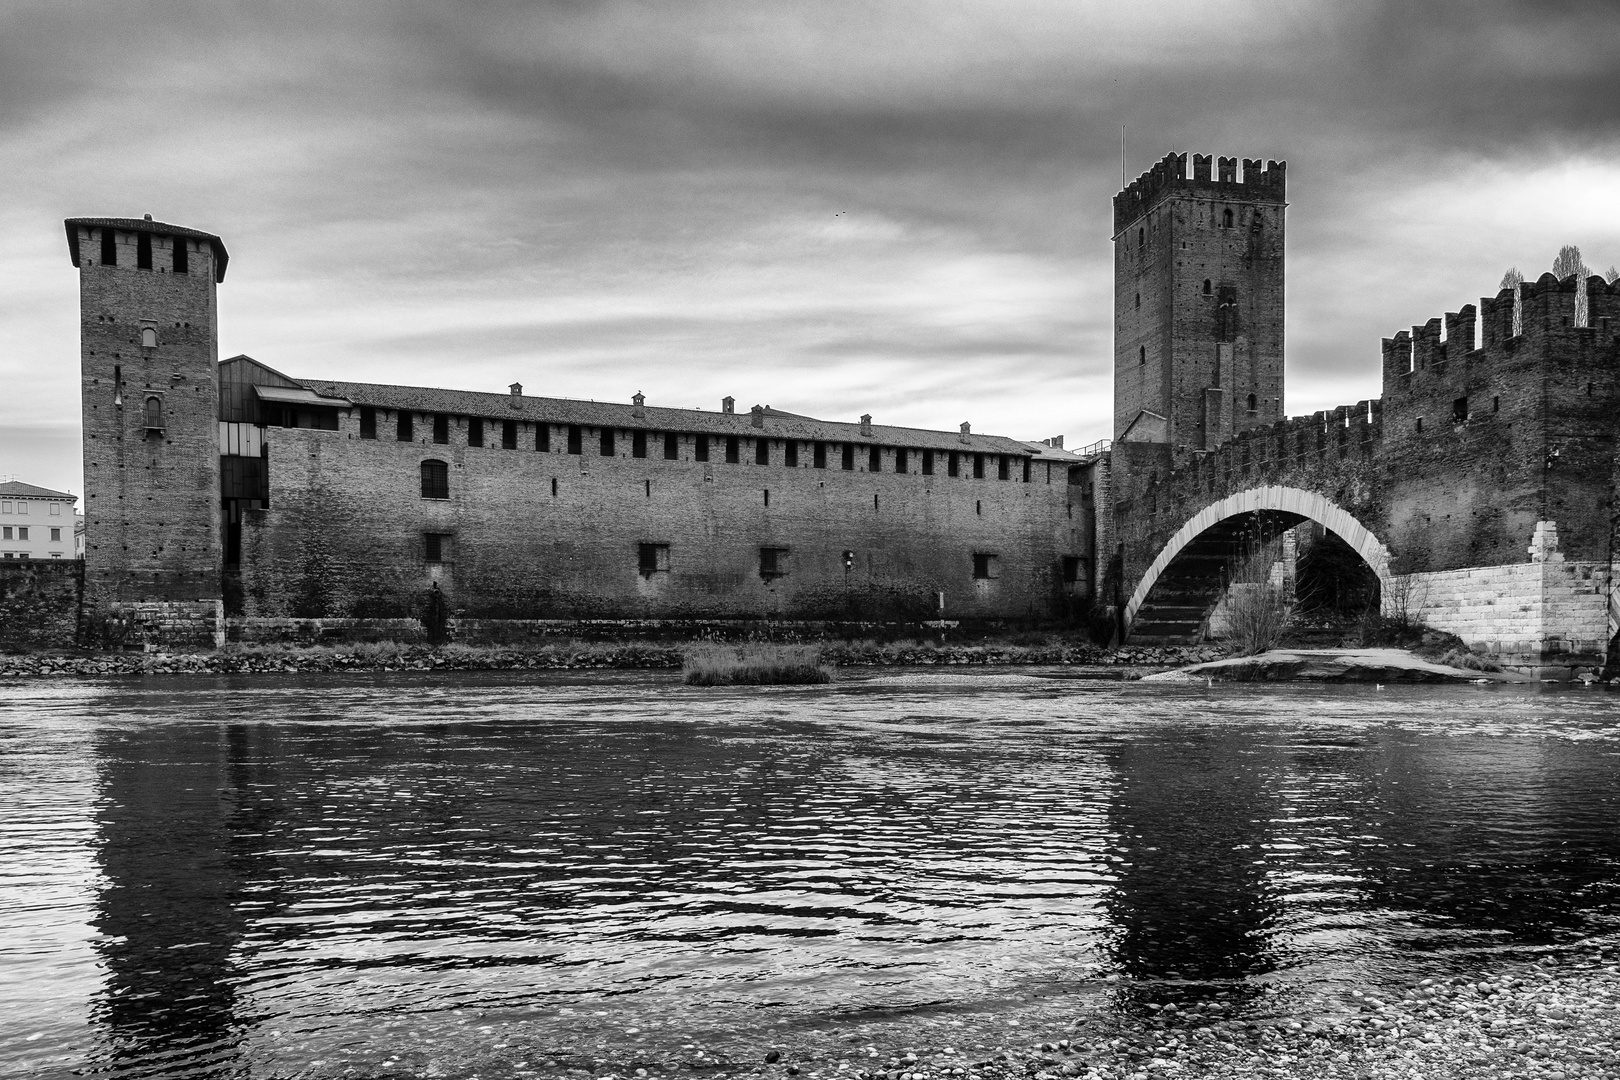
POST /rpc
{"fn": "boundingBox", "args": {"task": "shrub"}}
[682,643,834,686]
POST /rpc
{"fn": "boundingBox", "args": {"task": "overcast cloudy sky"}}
[2,1,1618,497]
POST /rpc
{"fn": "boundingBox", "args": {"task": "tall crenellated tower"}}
[1113,153,1286,449]
[65,216,228,608]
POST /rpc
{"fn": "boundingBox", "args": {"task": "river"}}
[1,670,1617,1078]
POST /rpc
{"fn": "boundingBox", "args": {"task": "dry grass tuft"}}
[682,643,834,686]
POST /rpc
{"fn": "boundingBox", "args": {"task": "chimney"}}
[750,404,764,428]
[509,382,523,396]
[1044,435,1064,449]
[859,413,872,437]
[722,396,735,414]
[632,391,645,418]
[959,421,971,443]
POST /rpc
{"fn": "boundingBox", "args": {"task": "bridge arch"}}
[1125,485,1392,634]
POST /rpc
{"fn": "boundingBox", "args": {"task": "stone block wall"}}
[119,601,226,650]
[0,560,83,652]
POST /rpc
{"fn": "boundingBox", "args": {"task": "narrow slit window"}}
[600,427,615,456]
[1222,208,1234,228]
[502,420,518,449]
[433,414,449,444]
[172,238,188,274]
[467,417,484,447]
[664,432,679,459]
[632,430,647,458]
[420,459,449,500]
[397,411,414,442]
[1246,393,1258,413]
[1203,279,1212,295]
[137,233,152,270]
[1140,346,1146,365]
[1021,458,1031,483]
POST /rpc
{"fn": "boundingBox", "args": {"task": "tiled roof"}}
[0,481,76,501]
[64,216,229,282]
[303,378,1082,460]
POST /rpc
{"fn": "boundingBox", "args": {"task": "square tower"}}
[65,216,228,604]
[1113,153,1286,448]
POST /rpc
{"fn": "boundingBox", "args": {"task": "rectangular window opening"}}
[172,238,188,274]
[755,438,769,466]
[972,552,1000,580]
[632,430,648,459]
[998,455,1010,481]
[502,419,518,449]
[136,232,152,270]
[639,542,670,577]
[664,432,679,460]
[695,435,709,462]
[759,547,789,579]
[894,448,908,474]
[948,451,960,478]
[813,442,827,469]
[1062,556,1082,583]
[358,407,377,440]
[432,413,449,444]
[1452,397,1468,424]
[567,425,583,455]
[973,453,985,479]
[841,444,854,471]
[868,446,881,472]
[396,412,414,442]
[536,423,550,452]
[785,441,798,468]
[50,528,62,542]
[600,427,616,456]
[467,417,484,447]
[424,532,450,563]
[725,436,740,464]
[921,449,934,475]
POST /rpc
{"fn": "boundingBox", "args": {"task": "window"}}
[921,449,934,475]
[16,528,26,541]
[50,503,61,516]
[502,420,518,450]
[466,417,484,447]
[1062,556,1082,583]
[137,232,152,269]
[973,453,985,479]
[50,528,61,542]
[695,435,709,462]
[632,430,647,458]
[755,439,769,465]
[1134,292,1140,309]
[397,412,414,442]
[809,442,824,469]
[1492,396,1500,414]
[420,459,449,499]
[1138,227,1144,247]
[948,451,960,478]
[1452,397,1469,424]
[1022,458,1032,483]
[725,436,739,463]
[868,446,881,472]
[972,553,999,580]
[1222,208,1234,228]
[1,528,9,540]
[424,532,450,563]
[359,407,377,439]
[141,327,157,348]
[567,425,583,454]
[600,427,615,456]
[100,228,116,266]
[1139,345,1146,366]
[143,396,163,431]
[433,414,449,444]
[841,444,854,471]
[1203,279,1212,295]
[759,547,789,579]
[894,448,908,473]
[998,455,1010,481]
[664,432,679,460]
[173,238,188,274]
[638,542,670,577]
[784,441,798,467]
[536,424,551,452]
[1246,393,1257,413]
[1415,417,1424,434]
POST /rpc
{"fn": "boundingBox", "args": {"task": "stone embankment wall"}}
[0,560,83,652]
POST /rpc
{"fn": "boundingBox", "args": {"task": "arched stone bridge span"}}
[1123,486,1393,641]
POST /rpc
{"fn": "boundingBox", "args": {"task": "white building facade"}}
[0,481,80,560]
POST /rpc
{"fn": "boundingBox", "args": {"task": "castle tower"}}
[1113,153,1286,448]
[65,216,228,608]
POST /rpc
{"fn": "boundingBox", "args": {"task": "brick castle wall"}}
[238,413,1091,622]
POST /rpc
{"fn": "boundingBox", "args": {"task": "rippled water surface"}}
[2,671,1618,1077]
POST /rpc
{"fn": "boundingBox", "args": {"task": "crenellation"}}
[1443,306,1476,355]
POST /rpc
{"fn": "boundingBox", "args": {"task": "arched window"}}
[143,396,163,430]
[1203,279,1212,295]
[1246,393,1258,413]
[1139,346,1146,365]
[141,327,157,348]
[1222,208,1234,228]
[420,459,449,500]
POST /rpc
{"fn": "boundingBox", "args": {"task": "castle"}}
[59,154,1620,673]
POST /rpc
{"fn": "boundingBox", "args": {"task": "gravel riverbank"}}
[0,640,1222,678]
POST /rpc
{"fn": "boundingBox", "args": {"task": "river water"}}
[1,670,1617,1078]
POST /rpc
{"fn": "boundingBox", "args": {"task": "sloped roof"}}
[0,481,76,501]
[301,377,1077,458]
[64,216,229,282]
[253,384,353,408]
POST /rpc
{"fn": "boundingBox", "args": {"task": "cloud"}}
[3,1,1619,497]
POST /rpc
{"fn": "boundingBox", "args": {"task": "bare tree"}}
[1607,266,1619,285]
[1551,245,1591,326]
[1501,267,1524,336]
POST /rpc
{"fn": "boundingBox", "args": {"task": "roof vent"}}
[722,396,735,414]
[859,413,873,437]
[633,391,646,418]
[959,421,971,443]
[143,214,152,221]
[509,382,522,396]
[750,404,764,428]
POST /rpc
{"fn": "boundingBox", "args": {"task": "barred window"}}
[420,459,449,500]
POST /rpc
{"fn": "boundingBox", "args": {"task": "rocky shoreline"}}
[0,640,1225,679]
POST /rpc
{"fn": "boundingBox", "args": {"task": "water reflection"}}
[0,675,1612,1078]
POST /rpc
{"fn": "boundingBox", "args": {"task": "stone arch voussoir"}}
[1124,485,1392,629]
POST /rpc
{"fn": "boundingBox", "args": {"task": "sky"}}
[3,0,1619,499]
